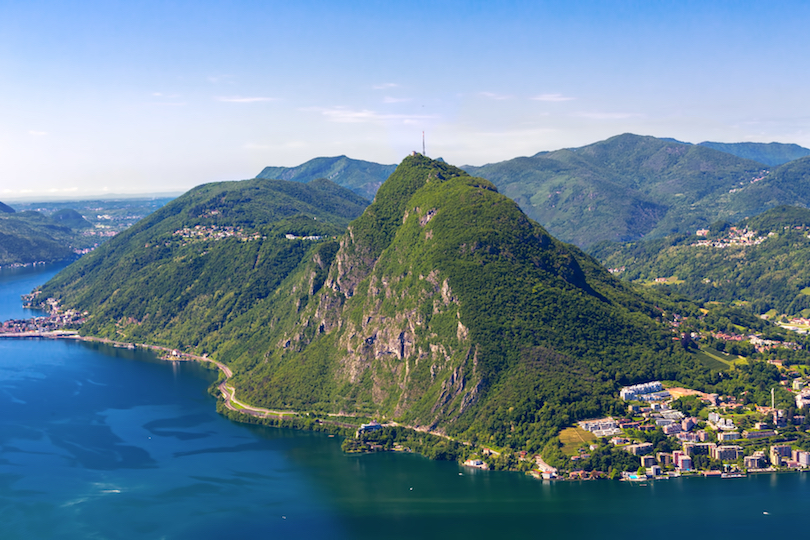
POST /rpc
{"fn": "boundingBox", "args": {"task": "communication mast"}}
[422,131,426,156]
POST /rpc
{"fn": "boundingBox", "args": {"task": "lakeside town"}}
[523,379,810,482]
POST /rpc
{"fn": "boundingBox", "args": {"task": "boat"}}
[721,472,746,478]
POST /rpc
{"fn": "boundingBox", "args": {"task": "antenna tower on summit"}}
[422,131,426,156]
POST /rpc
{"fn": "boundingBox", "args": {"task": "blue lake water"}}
[1,264,810,538]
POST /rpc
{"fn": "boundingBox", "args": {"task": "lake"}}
[1,263,808,538]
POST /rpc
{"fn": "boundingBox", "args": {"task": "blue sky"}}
[1,0,809,199]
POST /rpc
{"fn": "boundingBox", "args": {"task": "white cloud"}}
[383,96,412,104]
[303,106,435,124]
[479,92,512,101]
[28,130,48,136]
[531,93,575,102]
[373,83,399,90]
[216,96,278,103]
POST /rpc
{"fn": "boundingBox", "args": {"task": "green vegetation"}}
[558,427,596,456]
[464,133,771,246]
[591,205,810,318]
[36,177,369,354]
[254,135,810,250]
[190,155,713,454]
[41,154,810,467]
[256,155,396,200]
[697,141,810,166]
[0,203,96,266]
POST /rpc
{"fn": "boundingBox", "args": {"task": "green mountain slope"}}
[698,141,810,166]
[256,156,396,200]
[464,133,769,247]
[38,178,369,348]
[39,156,709,453]
[0,204,95,266]
[50,209,93,229]
[216,156,703,449]
[253,136,810,250]
[591,205,810,317]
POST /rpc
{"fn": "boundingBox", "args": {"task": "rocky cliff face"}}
[266,159,484,427]
[230,154,685,445]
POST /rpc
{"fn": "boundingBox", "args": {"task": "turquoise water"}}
[2,265,810,538]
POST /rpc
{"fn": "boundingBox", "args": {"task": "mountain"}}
[50,209,93,229]
[464,133,769,247]
[698,141,810,167]
[591,205,810,318]
[256,156,396,200]
[42,156,705,453]
[253,136,810,249]
[0,207,97,266]
[0,201,15,214]
[38,177,369,348]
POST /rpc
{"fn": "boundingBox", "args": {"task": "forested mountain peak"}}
[256,155,396,200]
[40,155,707,453]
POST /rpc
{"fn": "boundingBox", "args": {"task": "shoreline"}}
[7,330,810,481]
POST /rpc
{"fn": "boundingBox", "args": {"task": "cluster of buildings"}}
[173,225,264,243]
[608,380,810,478]
[708,331,801,352]
[81,229,117,237]
[619,381,670,402]
[691,226,770,248]
[0,310,85,335]
[579,418,622,438]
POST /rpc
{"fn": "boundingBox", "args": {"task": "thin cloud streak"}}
[373,83,399,90]
[479,92,512,101]
[383,96,412,103]
[531,93,575,102]
[303,106,436,124]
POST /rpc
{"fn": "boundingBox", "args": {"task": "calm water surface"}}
[1,264,808,538]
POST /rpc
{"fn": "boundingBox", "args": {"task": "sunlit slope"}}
[38,178,369,348]
[592,205,810,318]
[257,155,396,200]
[464,134,771,247]
[227,155,698,449]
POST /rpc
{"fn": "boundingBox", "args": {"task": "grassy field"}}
[559,427,596,456]
[695,346,744,370]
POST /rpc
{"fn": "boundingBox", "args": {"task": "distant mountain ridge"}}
[255,134,810,248]
[256,156,396,200]
[0,203,95,266]
[464,134,770,246]
[697,141,810,166]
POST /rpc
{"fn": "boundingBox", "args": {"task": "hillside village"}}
[691,226,771,248]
